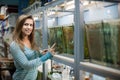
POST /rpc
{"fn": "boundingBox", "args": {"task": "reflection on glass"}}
[84,28,90,59]
[63,25,74,55]
[85,19,120,69]
[55,27,66,53]
[103,20,120,68]
[34,29,42,48]
[85,21,105,63]
[48,27,65,54]
[48,25,74,55]
[48,27,56,47]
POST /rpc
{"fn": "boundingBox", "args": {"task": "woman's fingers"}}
[42,49,48,54]
[49,48,55,55]
[40,47,56,55]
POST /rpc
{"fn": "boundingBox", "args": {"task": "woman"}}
[10,14,55,80]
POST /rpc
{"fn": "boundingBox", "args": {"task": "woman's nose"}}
[27,24,33,28]
[28,25,31,28]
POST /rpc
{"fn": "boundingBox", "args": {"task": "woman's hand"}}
[40,49,48,54]
[49,48,55,55]
[40,43,56,55]
[40,48,55,55]
[49,43,56,55]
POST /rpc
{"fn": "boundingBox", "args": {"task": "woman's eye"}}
[24,23,33,27]
[30,24,33,26]
[24,23,29,26]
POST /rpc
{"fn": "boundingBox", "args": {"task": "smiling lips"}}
[25,29,32,34]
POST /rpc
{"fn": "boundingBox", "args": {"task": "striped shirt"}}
[10,41,53,80]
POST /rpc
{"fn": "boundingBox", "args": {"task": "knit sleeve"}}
[10,41,53,70]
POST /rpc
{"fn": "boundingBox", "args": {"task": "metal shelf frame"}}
[53,55,74,67]
[80,62,120,80]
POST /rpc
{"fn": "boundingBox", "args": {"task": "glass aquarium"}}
[85,20,120,68]
[34,29,42,48]
[103,19,120,68]
[48,26,66,54]
[63,25,74,55]
[85,21,105,64]
[83,1,120,69]
[48,25,74,56]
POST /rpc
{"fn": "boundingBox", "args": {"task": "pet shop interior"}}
[0,0,120,80]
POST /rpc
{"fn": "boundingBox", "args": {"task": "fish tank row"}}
[34,19,120,69]
[34,25,74,56]
[85,19,120,69]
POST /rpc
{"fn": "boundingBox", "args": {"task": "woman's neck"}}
[23,36,29,41]
[22,37,31,48]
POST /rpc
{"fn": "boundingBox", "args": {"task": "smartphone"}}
[50,43,56,49]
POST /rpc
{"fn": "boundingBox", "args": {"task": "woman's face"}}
[22,19,34,37]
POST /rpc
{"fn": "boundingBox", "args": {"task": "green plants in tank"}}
[63,25,74,55]
[55,27,67,54]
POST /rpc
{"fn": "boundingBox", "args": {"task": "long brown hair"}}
[13,14,39,51]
